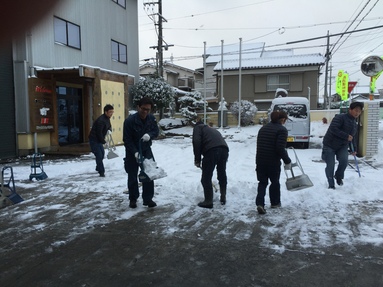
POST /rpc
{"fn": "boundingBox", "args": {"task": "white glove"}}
[284,163,292,170]
[107,130,112,135]
[134,152,139,162]
[141,133,150,142]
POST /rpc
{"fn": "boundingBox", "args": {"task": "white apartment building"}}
[0,0,139,158]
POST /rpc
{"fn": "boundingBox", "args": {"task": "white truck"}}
[270,97,311,149]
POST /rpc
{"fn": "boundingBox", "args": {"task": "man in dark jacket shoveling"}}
[123,97,159,208]
[88,104,114,177]
[193,119,229,208]
[321,101,363,189]
[255,111,291,215]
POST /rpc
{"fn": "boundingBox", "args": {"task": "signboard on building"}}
[28,78,55,132]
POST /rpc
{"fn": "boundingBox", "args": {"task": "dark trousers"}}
[201,147,229,196]
[321,144,349,187]
[124,149,154,203]
[89,140,105,174]
[256,164,281,207]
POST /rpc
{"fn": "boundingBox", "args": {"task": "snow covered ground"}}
[2,120,383,253]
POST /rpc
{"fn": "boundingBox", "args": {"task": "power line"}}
[145,24,382,68]
[330,0,371,55]
[331,0,380,55]
[286,24,383,45]
[143,0,174,77]
[165,0,274,21]
[155,16,383,32]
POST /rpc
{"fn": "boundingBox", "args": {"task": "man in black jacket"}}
[88,104,114,177]
[193,119,229,208]
[123,97,159,208]
[256,111,291,214]
[322,101,363,189]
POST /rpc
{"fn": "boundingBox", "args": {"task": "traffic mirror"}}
[360,55,383,77]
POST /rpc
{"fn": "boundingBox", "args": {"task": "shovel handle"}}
[350,145,361,177]
[138,139,145,167]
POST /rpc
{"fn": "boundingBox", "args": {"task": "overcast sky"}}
[138,0,383,95]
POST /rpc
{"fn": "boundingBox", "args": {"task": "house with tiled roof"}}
[196,42,325,111]
[140,62,196,92]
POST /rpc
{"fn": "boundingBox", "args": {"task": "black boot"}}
[198,189,213,208]
[220,185,226,205]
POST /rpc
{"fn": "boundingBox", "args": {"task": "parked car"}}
[270,97,311,149]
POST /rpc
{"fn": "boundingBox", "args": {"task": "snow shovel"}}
[137,139,167,182]
[284,147,313,191]
[350,144,361,177]
[138,139,152,183]
[29,153,48,181]
[106,133,119,159]
[1,166,23,207]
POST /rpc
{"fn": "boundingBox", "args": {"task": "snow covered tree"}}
[178,91,211,124]
[131,76,175,118]
[230,100,258,126]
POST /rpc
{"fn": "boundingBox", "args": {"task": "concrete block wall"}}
[364,101,380,158]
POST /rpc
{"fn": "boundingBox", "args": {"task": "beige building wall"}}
[219,68,320,111]
[18,133,51,150]
[100,80,125,145]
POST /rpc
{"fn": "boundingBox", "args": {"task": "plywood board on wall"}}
[100,80,125,145]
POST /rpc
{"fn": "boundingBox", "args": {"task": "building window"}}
[111,40,127,64]
[267,74,290,91]
[112,0,126,8]
[54,17,81,49]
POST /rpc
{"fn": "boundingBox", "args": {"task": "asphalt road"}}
[1,197,383,287]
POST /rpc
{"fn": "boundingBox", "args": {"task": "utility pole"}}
[203,41,207,124]
[145,0,173,78]
[157,0,163,77]
[324,31,330,109]
[329,63,333,104]
[238,38,242,130]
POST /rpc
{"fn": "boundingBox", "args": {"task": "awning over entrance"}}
[34,64,134,85]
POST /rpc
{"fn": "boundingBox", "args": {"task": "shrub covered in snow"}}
[178,91,212,124]
[230,100,258,126]
[131,77,175,115]
[158,118,187,130]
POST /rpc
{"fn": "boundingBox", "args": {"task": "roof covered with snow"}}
[139,62,196,75]
[271,96,310,105]
[34,64,133,77]
[214,53,325,71]
[205,42,265,64]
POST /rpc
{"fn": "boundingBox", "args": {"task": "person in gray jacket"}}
[193,119,229,208]
[322,101,363,189]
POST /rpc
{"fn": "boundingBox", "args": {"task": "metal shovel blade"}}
[138,170,151,182]
[7,192,24,204]
[107,150,119,159]
[285,174,313,191]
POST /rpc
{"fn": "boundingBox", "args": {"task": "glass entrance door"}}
[57,87,83,145]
